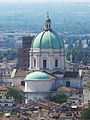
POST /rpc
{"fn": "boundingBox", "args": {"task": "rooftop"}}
[64,71,79,78]
[14,70,56,80]
[25,71,50,81]
[0,86,7,91]
[57,86,78,92]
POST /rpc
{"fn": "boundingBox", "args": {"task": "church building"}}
[24,14,83,103]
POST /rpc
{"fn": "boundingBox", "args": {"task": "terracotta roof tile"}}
[57,86,78,92]
[0,86,7,91]
[47,74,56,80]
[15,71,32,77]
[14,85,25,91]
[60,112,74,118]
[42,70,56,80]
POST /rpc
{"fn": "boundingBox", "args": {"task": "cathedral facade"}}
[24,14,83,103]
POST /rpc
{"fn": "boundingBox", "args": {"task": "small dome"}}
[32,30,64,49]
[45,18,51,22]
[25,71,50,81]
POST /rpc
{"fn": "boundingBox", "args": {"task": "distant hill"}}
[0,2,90,34]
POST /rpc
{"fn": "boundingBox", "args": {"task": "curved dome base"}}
[32,30,64,49]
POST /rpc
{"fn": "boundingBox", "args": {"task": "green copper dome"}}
[25,71,50,81]
[31,30,64,49]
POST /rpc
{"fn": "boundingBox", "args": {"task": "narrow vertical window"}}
[49,24,50,28]
[47,24,48,29]
[43,60,47,68]
[34,59,36,68]
[55,60,58,68]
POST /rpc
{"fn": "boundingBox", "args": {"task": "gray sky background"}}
[0,0,90,2]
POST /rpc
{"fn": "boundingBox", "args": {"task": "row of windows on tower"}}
[33,59,58,68]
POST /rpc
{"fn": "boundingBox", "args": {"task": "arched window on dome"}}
[34,59,36,68]
[43,60,47,68]
[55,59,58,68]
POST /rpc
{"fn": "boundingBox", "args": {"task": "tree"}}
[6,88,22,103]
[0,49,18,62]
[80,104,90,120]
[51,93,68,104]
[67,49,90,65]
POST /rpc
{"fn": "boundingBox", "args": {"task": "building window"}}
[21,81,25,86]
[8,71,10,74]
[43,60,47,68]
[5,104,8,106]
[4,71,5,74]
[34,59,36,68]
[66,81,70,87]
[55,60,58,68]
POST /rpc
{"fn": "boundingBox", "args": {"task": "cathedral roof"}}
[31,14,64,50]
[25,71,50,81]
[31,30,64,49]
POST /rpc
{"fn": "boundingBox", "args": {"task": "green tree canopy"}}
[6,88,22,103]
[80,104,90,120]
[0,49,18,62]
[67,49,90,65]
[51,93,68,104]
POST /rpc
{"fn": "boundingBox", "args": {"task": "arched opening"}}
[21,81,25,86]
[47,24,48,29]
[43,60,47,68]
[55,59,58,68]
[66,81,70,87]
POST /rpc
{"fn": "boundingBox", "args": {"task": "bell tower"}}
[44,12,52,31]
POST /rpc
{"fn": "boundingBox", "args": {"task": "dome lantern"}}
[44,12,52,31]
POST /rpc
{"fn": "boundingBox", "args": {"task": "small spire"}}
[47,12,49,19]
[44,12,52,31]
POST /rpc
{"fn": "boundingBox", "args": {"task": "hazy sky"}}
[0,0,90,2]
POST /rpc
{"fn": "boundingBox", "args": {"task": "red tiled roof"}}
[0,86,7,91]
[33,111,39,113]
[42,70,56,80]
[14,85,25,91]
[60,113,74,118]
[57,87,78,92]
[15,71,32,77]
